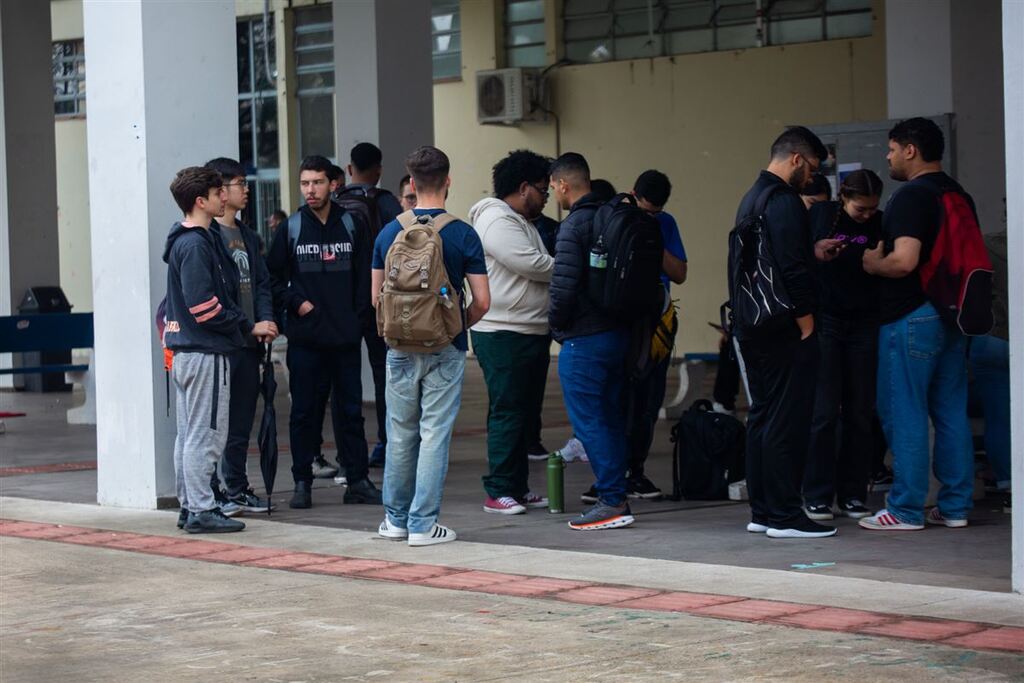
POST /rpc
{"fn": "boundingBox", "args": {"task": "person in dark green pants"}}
[468,150,556,515]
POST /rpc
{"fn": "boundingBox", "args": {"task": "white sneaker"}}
[558,437,589,463]
[746,522,768,533]
[858,508,924,531]
[408,523,456,547]
[378,518,408,540]
[926,507,968,528]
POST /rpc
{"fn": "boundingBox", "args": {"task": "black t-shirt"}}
[809,201,882,322]
[878,172,950,323]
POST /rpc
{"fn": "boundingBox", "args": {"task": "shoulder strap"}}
[752,183,782,218]
[397,211,456,233]
[288,212,302,253]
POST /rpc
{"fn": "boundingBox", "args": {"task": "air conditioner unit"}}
[476,68,542,125]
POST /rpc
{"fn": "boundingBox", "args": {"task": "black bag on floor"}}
[669,399,745,500]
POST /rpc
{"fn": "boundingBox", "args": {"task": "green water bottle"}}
[547,452,564,514]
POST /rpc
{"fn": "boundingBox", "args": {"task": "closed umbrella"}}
[257,342,279,514]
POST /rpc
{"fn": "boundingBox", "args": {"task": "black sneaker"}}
[344,478,383,505]
[213,487,243,517]
[176,508,188,529]
[804,503,834,521]
[580,485,599,504]
[568,501,635,530]
[289,480,312,509]
[312,455,339,479]
[766,518,837,538]
[184,509,245,534]
[230,488,273,513]
[870,466,894,492]
[838,499,871,519]
[627,475,663,500]
[527,442,550,461]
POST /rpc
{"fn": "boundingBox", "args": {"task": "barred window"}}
[53,40,85,117]
[506,0,547,68]
[294,4,335,161]
[432,0,462,80]
[564,0,872,64]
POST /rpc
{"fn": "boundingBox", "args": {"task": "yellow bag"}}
[650,302,678,365]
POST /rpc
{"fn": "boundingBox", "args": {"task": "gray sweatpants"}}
[172,351,231,513]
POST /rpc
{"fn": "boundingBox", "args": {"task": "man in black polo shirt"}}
[267,155,382,509]
[732,126,843,539]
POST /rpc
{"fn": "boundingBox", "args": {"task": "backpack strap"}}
[750,183,783,219]
[287,212,302,253]
[397,210,456,233]
[341,211,357,247]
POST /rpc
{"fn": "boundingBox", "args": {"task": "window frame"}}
[505,0,548,68]
[53,39,86,119]
[431,0,463,82]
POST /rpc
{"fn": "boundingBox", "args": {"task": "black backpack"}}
[723,184,794,333]
[669,399,746,500]
[586,193,664,323]
[332,185,394,243]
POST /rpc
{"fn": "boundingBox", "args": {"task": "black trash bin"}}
[18,286,73,393]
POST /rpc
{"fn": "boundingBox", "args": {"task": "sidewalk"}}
[2,497,1022,682]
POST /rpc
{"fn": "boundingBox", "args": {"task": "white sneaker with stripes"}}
[378,518,408,540]
[408,523,457,547]
[926,507,968,528]
[858,508,924,531]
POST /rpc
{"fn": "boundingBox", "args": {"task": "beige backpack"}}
[376,210,463,352]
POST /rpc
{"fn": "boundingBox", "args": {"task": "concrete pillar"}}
[0,0,60,316]
[885,0,953,119]
[1002,0,1024,595]
[332,0,434,194]
[84,0,238,509]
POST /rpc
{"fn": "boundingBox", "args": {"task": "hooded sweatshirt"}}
[266,202,371,349]
[469,197,554,336]
[162,222,252,354]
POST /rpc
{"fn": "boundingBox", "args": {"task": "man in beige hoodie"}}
[469,150,555,515]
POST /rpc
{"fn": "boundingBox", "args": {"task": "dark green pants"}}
[472,330,551,499]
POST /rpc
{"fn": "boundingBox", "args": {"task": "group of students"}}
[729,119,1011,539]
[161,138,689,539]
[163,118,1009,544]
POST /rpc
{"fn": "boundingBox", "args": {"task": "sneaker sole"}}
[804,511,834,521]
[522,501,548,509]
[627,491,663,500]
[746,522,768,533]
[234,504,271,513]
[220,508,244,518]
[926,518,968,528]
[580,495,599,504]
[408,534,457,547]
[568,514,635,530]
[858,520,924,531]
[766,527,837,538]
[185,525,245,534]
[333,476,348,485]
[378,528,408,540]
[527,454,550,461]
[839,510,871,519]
[483,505,526,515]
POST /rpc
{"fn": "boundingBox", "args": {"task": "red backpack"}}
[918,180,994,336]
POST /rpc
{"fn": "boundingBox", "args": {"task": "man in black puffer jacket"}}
[548,153,635,531]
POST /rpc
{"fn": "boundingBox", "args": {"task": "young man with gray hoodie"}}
[469,150,555,515]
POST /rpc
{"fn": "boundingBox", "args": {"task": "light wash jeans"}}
[877,301,973,525]
[383,345,466,533]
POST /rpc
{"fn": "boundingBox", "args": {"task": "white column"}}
[1003,0,1024,595]
[333,0,434,403]
[84,0,238,508]
[333,0,434,193]
[0,1,60,314]
[885,0,953,119]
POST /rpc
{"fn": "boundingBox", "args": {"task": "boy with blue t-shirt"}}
[371,146,490,547]
[626,170,687,499]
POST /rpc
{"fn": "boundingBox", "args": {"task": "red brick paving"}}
[772,607,893,631]
[943,627,1024,653]
[2,516,1021,654]
[554,585,663,606]
[692,599,822,622]
[618,591,744,612]
[859,618,989,641]
[0,461,98,477]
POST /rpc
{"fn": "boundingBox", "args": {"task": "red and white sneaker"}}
[926,507,968,528]
[483,496,526,515]
[519,491,548,509]
[858,508,924,531]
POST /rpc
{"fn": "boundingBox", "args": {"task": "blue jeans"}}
[558,329,629,506]
[383,345,465,534]
[969,334,1011,489]
[877,302,973,525]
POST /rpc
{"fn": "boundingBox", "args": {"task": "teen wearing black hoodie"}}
[163,167,274,534]
[267,155,380,509]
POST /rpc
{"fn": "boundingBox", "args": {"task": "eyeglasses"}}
[223,181,248,189]
[531,182,549,198]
